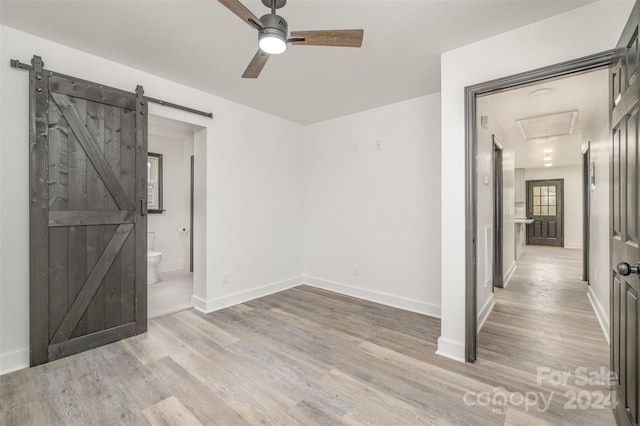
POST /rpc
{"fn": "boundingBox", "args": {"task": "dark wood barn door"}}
[29,56,148,366]
[611,2,640,424]
[526,179,563,247]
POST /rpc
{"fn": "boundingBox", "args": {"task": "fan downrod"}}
[261,0,286,10]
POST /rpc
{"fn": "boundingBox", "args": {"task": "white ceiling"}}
[1,0,596,124]
[479,67,609,169]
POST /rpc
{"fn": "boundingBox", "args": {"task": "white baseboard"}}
[587,285,610,344]
[191,276,303,313]
[477,295,495,332]
[303,276,441,318]
[564,243,582,250]
[0,348,29,376]
[157,261,189,274]
[435,337,466,363]
[503,261,517,288]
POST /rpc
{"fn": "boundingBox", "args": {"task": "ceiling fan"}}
[218,0,364,78]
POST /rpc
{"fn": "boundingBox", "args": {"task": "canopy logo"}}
[462,366,617,415]
[463,387,553,414]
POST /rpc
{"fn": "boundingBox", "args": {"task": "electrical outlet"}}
[353,264,360,276]
[222,272,229,284]
[376,140,382,150]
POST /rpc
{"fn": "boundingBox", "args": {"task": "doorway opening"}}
[147,115,204,318]
[465,51,614,363]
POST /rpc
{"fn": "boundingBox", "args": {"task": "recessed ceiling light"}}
[545,163,553,167]
[530,88,554,96]
[543,148,553,153]
[544,157,552,161]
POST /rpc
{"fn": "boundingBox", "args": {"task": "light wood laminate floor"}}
[0,246,613,425]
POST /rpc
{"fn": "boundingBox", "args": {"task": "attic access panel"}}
[516,110,579,140]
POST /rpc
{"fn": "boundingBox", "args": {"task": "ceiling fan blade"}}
[218,0,264,30]
[289,29,364,47]
[242,50,270,78]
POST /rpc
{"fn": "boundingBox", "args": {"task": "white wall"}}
[583,71,611,342]
[439,0,633,362]
[148,134,194,274]
[475,100,516,330]
[524,166,583,249]
[192,128,208,302]
[503,150,516,281]
[0,25,304,374]
[303,94,441,317]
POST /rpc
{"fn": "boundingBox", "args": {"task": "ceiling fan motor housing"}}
[259,14,288,40]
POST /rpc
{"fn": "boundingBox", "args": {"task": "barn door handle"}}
[140,198,147,216]
[617,262,640,276]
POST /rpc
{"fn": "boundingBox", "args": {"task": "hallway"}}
[477,245,614,424]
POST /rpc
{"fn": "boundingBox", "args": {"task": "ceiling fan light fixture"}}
[259,32,287,54]
[258,14,288,55]
[218,0,364,78]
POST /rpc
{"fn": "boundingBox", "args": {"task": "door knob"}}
[617,262,640,276]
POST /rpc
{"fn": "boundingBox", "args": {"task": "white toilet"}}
[147,230,163,285]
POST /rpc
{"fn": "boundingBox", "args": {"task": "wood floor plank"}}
[144,356,247,425]
[290,399,347,426]
[0,368,47,426]
[119,330,170,365]
[142,396,202,426]
[149,319,303,424]
[0,246,614,425]
[172,309,239,347]
[96,342,171,411]
[227,303,253,314]
[322,369,452,425]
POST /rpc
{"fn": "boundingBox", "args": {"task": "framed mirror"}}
[147,152,164,213]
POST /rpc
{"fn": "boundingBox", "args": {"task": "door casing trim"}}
[583,142,591,282]
[464,50,615,362]
[492,137,504,290]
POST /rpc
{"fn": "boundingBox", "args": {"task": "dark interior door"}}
[611,2,640,424]
[526,179,563,247]
[29,56,148,366]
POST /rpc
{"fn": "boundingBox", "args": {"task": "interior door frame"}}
[464,50,614,362]
[190,154,194,273]
[583,142,591,282]
[492,136,504,289]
